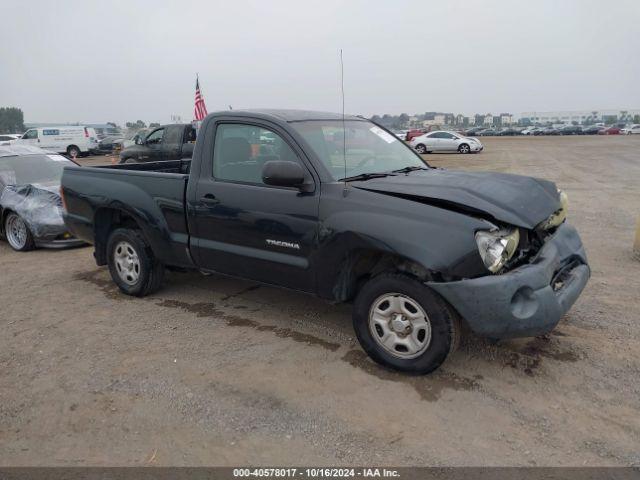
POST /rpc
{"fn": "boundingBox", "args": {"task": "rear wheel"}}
[106,228,164,296]
[66,145,81,158]
[458,143,470,154]
[352,273,461,374]
[414,144,427,154]
[4,212,35,252]
[120,157,138,164]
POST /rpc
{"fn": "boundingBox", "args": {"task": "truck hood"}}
[352,169,561,229]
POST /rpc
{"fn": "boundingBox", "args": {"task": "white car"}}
[521,127,538,135]
[0,134,23,145]
[621,124,640,135]
[393,130,408,140]
[0,133,22,145]
[15,126,98,157]
[410,130,483,154]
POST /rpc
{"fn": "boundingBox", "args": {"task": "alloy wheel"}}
[368,293,432,359]
[113,241,141,285]
[6,214,28,250]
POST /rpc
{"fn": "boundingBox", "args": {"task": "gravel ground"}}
[0,135,639,466]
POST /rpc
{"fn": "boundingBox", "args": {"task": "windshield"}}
[291,120,429,180]
[0,154,72,187]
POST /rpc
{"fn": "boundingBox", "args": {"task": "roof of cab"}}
[208,109,366,122]
[0,145,53,158]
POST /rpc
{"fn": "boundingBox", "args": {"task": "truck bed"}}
[62,160,193,268]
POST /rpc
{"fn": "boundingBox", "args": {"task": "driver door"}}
[143,127,166,161]
[439,132,459,151]
[19,129,39,146]
[190,120,320,292]
[424,132,442,151]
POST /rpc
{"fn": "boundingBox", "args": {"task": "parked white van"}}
[15,126,98,157]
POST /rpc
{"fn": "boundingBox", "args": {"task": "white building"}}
[500,114,514,126]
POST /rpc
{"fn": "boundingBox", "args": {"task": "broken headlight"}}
[475,227,520,273]
[539,190,568,230]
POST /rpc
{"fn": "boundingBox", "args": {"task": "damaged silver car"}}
[0,145,84,251]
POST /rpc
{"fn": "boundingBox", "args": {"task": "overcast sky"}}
[1,0,639,125]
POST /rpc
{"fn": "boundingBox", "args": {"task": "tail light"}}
[60,186,68,212]
[84,127,89,137]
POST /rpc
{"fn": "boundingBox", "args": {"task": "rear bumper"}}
[427,223,590,338]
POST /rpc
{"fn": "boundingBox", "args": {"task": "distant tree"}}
[603,115,617,125]
[370,115,382,124]
[398,113,410,127]
[126,120,147,129]
[634,115,640,124]
[149,122,160,128]
[107,122,117,128]
[0,107,25,133]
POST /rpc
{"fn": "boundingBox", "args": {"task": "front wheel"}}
[458,143,470,154]
[4,212,36,251]
[106,228,165,297]
[414,144,427,154]
[352,273,461,374]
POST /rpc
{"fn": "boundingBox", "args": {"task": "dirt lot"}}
[1,135,639,466]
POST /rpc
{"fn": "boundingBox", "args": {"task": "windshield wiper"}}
[391,166,430,174]
[339,172,396,182]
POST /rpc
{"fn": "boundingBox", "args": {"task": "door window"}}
[163,126,183,146]
[212,123,301,185]
[22,130,38,140]
[146,128,164,145]
[428,132,449,139]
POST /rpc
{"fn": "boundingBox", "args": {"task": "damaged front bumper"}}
[427,222,590,338]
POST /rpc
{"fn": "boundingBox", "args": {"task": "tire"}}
[106,228,164,297]
[458,143,470,154]
[4,212,36,252]
[120,157,138,164]
[414,144,427,154]
[66,145,81,158]
[352,273,461,374]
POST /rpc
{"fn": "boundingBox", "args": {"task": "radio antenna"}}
[340,49,347,193]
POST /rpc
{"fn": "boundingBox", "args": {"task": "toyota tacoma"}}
[61,109,590,374]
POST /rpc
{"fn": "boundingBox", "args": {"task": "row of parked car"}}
[0,126,150,157]
[395,124,640,140]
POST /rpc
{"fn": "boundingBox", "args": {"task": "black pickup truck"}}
[61,109,590,374]
[119,123,196,164]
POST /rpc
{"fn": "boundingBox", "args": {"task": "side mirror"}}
[262,161,305,188]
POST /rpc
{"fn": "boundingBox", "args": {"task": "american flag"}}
[194,77,208,121]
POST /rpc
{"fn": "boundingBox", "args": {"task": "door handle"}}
[201,194,219,205]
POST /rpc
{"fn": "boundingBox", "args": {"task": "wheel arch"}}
[0,207,14,236]
[92,207,150,265]
[328,247,438,303]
